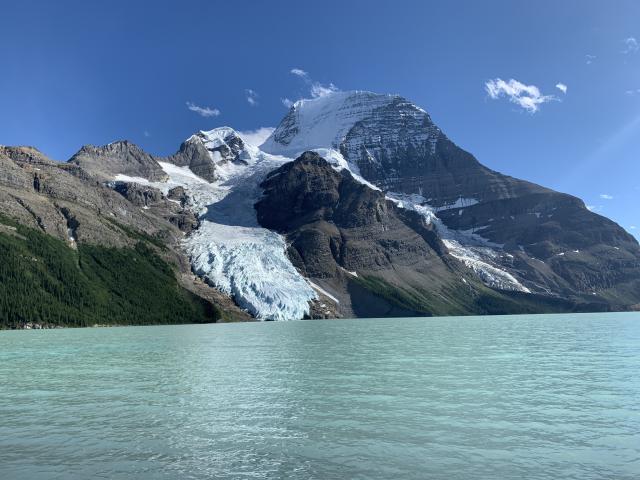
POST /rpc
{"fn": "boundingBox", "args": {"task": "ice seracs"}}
[114,128,317,321]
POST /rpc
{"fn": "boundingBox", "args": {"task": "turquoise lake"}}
[1,313,639,479]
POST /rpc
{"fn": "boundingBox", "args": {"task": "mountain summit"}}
[1,90,639,325]
[262,91,640,311]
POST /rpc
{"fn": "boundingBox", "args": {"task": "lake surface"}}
[1,313,639,479]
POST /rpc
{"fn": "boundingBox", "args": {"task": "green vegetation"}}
[352,275,449,315]
[352,274,577,317]
[103,216,168,250]
[0,215,219,328]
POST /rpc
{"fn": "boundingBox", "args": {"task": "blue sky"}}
[1,0,639,238]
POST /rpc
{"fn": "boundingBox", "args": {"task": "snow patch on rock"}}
[433,197,479,212]
[311,148,381,191]
[387,192,529,293]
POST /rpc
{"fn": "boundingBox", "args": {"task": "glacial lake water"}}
[1,313,639,479]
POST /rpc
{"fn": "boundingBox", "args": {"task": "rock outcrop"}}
[165,127,249,182]
[255,152,590,317]
[0,145,249,323]
[68,140,168,182]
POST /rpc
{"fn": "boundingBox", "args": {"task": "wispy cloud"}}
[587,205,603,212]
[290,67,339,99]
[290,68,308,78]
[238,127,275,147]
[622,37,639,54]
[630,225,637,230]
[186,101,220,117]
[143,130,151,138]
[600,194,614,200]
[245,89,259,107]
[625,88,640,96]
[555,83,568,94]
[281,97,294,108]
[585,54,596,65]
[310,82,339,98]
[485,78,557,113]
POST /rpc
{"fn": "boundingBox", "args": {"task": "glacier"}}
[115,129,317,321]
[112,90,532,319]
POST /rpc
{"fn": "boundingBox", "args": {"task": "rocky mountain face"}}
[68,140,169,182]
[254,152,621,317]
[164,128,250,182]
[263,91,640,312]
[0,145,250,326]
[263,92,540,204]
[1,145,160,246]
[1,89,639,324]
[255,152,491,317]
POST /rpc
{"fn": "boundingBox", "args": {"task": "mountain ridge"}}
[1,89,639,324]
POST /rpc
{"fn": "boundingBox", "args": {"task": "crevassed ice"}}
[113,137,317,321]
[188,224,315,321]
[162,148,317,320]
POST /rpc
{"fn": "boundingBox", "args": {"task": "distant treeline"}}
[0,215,219,328]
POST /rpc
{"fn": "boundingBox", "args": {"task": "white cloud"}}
[630,225,637,230]
[555,83,568,94]
[585,54,596,65]
[245,89,259,107]
[485,78,557,113]
[587,205,603,212]
[289,67,340,100]
[290,68,308,78]
[281,97,294,108]
[310,82,339,98]
[625,89,640,96]
[623,37,639,54]
[600,194,614,200]
[186,101,220,117]
[238,127,275,147]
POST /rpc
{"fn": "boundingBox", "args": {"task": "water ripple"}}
[1,313,639,479]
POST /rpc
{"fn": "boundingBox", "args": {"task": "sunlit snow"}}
[112,91,532,319]
[114,130,317,321]
[386,192,529,293]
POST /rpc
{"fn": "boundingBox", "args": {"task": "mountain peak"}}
[189,127,248,156]
[167,126,256,183]
[261,90,431,158]
[0,145,55,165]
[68,140,168,182]
[187,126,241,146]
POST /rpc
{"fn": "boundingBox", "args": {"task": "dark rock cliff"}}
[256,152,603,317]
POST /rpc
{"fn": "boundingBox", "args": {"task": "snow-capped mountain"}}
[261,91,640,308]
[4,90,638,322]
[262,91,403,156]
[114,91,640,318]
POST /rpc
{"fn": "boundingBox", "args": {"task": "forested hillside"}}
[0,215,219,328]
